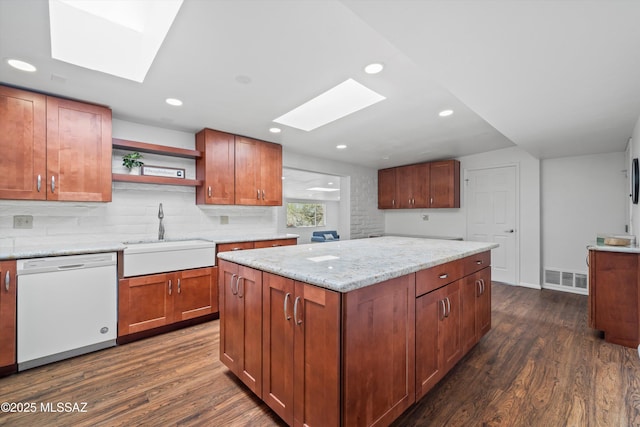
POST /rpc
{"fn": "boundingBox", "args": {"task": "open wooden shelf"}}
[113,138,201,159]
[112,174,202,187]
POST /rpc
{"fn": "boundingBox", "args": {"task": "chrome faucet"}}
[158,203,165,241]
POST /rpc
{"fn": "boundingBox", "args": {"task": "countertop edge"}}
[587,244,640,254]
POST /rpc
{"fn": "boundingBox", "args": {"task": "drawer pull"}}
[439,273,448,279]
[476,260,482,265]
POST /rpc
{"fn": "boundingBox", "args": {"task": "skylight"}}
[48,0,183,82]
[273,78,386,132]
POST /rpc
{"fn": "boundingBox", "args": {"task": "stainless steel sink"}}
[123,240,216,277]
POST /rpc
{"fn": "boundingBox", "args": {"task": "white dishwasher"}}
[17,252,117,371]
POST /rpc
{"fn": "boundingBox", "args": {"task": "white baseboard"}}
[542,283,588,296]
[518,282,542,290]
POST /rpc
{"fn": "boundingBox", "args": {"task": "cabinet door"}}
[429,160,460,208]
[477,267,491,339]
[118,273,173,336]
[396,163,430,209]
[343,274,415,427]
[416,281,462,400]
[46,96,112,202]
[592,251,638,346]
[195,129,235,205]
[218,260,263,397]
[460,273,480,353]
[174,267,217,321]
[259,141,282,206]
[412,162,430,208]
[0,85,46,200]
[378,168,396,209]
[262,273,295,424]
[0,261,17,367]
[293,281,340,427]
[235,136,262,205]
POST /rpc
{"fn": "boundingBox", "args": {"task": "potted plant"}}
[122,152,144,175]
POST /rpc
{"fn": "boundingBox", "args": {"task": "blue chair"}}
[311,231,340,242]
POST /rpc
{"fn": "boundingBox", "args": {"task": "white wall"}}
[384,146,541,288]
[541,152,627,277]
[631,115,640,238]
[0,120,383,252]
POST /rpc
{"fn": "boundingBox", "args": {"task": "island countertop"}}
[217,236,498,292]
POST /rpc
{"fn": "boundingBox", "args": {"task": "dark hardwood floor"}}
[0,283,638,426]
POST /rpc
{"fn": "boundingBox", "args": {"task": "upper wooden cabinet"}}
[235,136,282,206]
[378,159,459,209]
[0,85,112,202]
[195,129,282,206]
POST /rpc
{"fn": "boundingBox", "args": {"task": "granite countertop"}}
[218,236,498,292]
[0,242,127,260]
[0,234,300,261]
[587,243,640,254]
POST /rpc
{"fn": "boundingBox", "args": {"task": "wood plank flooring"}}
[0,283,638,426]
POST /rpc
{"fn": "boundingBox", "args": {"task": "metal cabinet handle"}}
[51,176,55,193]
[208,186,212,197]
[284,293,291,320]
[392,199,395,207]
[476,260,482,265]
[177,278,181,294]
[293,296,302,325]
[231,247,243,251]
[237,277,244,298]
[585,254,589,267]
[439,273,448,279]
[37,175,41,192]
[476,279,482,297]
[230,274,238,295]
[4,271,9,292]
[168,279,172,295]
[430,197,433,205]
[262,190,265,200]
[257,189,260,200]
[445,297,451,317]
[481,279,486,295]
[440,299,446,320]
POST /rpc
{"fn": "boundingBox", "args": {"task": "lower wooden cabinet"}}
[461,267,491,353]
[216,238,297,257]
[262,273,340,426]
[416,280,462,400]
[589,250,639,347]
[0,261,16,370]
[118,266,217,336]
[218,260,263,397]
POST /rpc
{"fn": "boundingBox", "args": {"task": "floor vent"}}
[543,268,588,294]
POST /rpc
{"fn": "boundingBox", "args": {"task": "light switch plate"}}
[14,215,33,229]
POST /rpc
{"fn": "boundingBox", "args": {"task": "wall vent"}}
[543,268,588,294]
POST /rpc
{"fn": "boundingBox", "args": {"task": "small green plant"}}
[122,152,144,169]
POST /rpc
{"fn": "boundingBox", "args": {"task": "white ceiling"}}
[1,0,639,170]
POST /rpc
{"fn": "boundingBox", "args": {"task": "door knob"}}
[505,229,515,233]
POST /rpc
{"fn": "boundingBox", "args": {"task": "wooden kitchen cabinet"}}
[461,267,491,353]
[343,274,416,427]
[235,136,282,206]
[588,250,639,348]
[195,129,283,206]
[0,85,47,200]
[262,273,340,426]
[0,260,17,372]
[195,128,235,205]
[118,267,217,336]
[415,280,462,400]
[378,159,459,209]
[216,238,297,257]
[46,96,112,202]
[218,260,263,397]
[0,85,112,202]
[429,160,460,208]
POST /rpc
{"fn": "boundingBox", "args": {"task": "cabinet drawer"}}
[463,251,491,276]
[416,259,464,296]
[216,242,255,254]
[254,238,297,248]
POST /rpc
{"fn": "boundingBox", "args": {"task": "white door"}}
[466,166,518,285]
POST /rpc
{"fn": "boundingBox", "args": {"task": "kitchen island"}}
[217,236,498,427]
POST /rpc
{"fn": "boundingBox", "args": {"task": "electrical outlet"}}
[220,215,229,225]
[14,215,33,229]
[422,214,429,221]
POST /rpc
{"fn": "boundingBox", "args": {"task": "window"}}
[287,202,326,227]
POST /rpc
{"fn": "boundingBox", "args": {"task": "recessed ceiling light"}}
[165,98,183,106]
[273,78,386,132]
[439,109,454,117]
[364,63,384,74]
[269,127,281,133]
[7,59,37,72]
[336,144,347,150]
